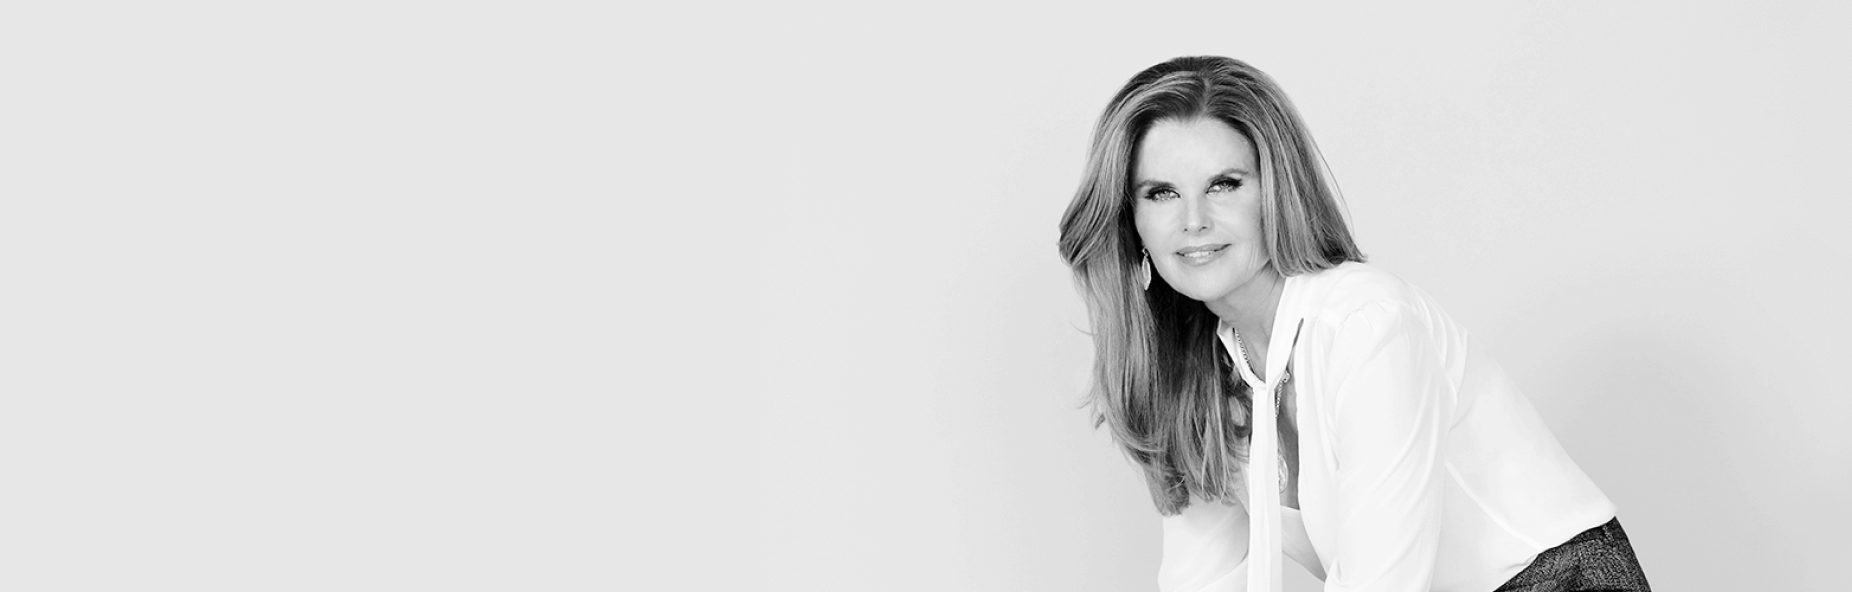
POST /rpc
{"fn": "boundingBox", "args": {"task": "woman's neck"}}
[1208,268,1287,378]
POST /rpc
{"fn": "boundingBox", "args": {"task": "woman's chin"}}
[1162,282,1217,304]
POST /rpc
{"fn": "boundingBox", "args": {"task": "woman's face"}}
[1132,117,1274,309]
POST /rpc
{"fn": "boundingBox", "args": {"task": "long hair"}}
[1056,56,1364,515]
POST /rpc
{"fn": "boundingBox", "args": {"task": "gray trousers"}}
[1493,518,1651,592]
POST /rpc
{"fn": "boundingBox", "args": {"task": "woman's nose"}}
[1182,196,1211,233]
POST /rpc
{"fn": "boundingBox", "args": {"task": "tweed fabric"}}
[1493,518,1649,592]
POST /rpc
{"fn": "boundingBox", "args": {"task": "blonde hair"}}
[1056,56,1363,515]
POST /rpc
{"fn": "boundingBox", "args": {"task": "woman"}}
[1056,56,1649,592]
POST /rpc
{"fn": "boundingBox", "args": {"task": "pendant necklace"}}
[1233,332,1292,495]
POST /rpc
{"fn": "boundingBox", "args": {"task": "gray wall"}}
[7,2,1847,590]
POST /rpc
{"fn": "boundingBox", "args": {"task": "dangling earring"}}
[1141,251,1153,290]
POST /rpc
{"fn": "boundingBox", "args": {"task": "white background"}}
[4,2,1848,591]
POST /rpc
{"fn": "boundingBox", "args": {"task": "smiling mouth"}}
[1176,244,1229,264]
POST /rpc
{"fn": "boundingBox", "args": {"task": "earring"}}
[1141,251,1153,290]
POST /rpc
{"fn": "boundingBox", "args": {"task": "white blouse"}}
[1158,262,1615,592]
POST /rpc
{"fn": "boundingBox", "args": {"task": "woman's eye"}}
[1210,178,1243,192]
[1144,188,1179,201]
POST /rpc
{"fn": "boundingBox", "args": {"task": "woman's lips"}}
[1175,244,1229,265]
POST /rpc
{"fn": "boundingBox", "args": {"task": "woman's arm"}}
[1317,302,1451,592]
[1160,497,1251,592]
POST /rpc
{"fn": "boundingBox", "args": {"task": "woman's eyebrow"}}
[1135,168,1251,190]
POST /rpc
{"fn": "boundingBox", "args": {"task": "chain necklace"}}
[1232,332,1292,495]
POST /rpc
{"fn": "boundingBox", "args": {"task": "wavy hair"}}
[1056,56,1364,515]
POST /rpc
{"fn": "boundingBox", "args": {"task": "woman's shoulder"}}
[1290,263,1467,381]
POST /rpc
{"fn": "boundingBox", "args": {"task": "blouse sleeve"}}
[1316,302,1451,592]
[1159,497,1251,592]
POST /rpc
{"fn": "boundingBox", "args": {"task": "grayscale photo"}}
[4,2,1846,591]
